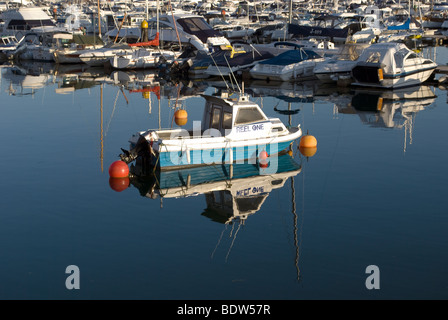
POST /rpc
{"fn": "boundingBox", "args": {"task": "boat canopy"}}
[259,49,321,66]
[356,42,416,74]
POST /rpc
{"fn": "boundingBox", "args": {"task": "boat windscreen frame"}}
[176,17,223,42]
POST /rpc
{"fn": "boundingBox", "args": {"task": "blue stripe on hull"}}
[157,141,294,169]
[156,153,302,190]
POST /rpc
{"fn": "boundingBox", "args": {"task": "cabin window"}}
[234,107,265,125]
[223,112,232,130]
[210,107,221,130]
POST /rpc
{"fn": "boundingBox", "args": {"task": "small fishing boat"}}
[351,42,437,88]
[119,92,303,171]
[249,47,324,82]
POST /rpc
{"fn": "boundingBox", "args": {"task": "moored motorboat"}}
[249,47,324,82]
[119,92,303,171]
[351,42,437,88]
[314,42,370,83]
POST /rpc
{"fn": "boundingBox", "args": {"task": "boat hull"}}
[126,127,302,171]
[155,140,296,170]
[249,60,320,82]
[351,65,437,88]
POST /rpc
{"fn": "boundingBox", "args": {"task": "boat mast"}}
[289,0,293,24]
[97,0,102,38]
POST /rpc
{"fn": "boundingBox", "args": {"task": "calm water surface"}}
[0,46,447,300]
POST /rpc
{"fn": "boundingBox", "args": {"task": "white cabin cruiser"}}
[351,42,437,88]
[249,47,325,82]
[119,93,303,171]
[0,6,59,41]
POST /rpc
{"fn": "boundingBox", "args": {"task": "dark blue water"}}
[0,46,447,300]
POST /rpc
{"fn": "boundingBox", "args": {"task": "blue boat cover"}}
[259,49,321,65]
[387,17,410,30]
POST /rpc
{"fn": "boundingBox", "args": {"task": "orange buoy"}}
[299,146,317,158]
[109,177,130,192]
[174,109,188,126]
[299,134,317,148]
[109,160,129,178]
[287,150,293,157]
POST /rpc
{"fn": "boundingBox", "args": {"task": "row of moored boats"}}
[0,1,443,89]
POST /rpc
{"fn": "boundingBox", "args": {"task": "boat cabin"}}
[355,42,431,74]
[200,93,288,138]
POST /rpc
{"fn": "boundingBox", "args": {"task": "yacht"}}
[351,42,437,88]
[0,6,59,41]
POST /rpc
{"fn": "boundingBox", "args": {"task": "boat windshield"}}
[177,17,222,42]
[338,44,368,61]
[365,51,382,63]
[234,107,266,125]
[177,17,212,32]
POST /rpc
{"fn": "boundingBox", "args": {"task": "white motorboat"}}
[351,42,437,88]
[78,42,131,66]
[119,92,303,171]
[314,43,370,83]
[249,47,325,82]
[0,6,61,41]
[53,34,105,64]
[110,46,178,69]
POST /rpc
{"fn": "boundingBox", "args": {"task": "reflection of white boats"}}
[119,92,302,171]
[2,64,53,95]
[350,85,437,128]
[351,42,437,88]
[128,152,301,224]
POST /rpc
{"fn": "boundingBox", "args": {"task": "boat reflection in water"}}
[349,85,436,126]
[118,151,302,263]
[348,84,437,151]
[127,151,301,221]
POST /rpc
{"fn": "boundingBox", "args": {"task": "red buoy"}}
[259,160,269,168]
[109,177,130,192]
[258,151,269,168]
[259,150,269,160]
[109,160,129,178]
